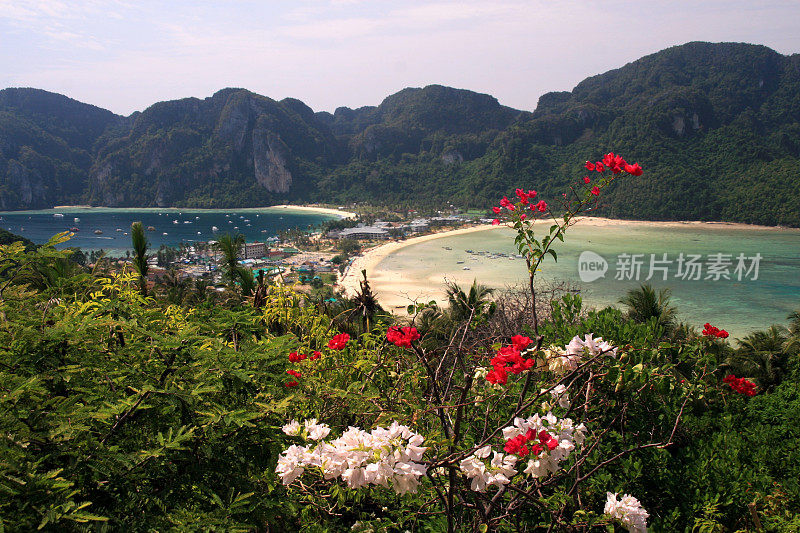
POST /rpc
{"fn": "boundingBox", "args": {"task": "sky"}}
[1,0,799,116]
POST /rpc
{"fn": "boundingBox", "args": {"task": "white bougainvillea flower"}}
[605,492,649,532]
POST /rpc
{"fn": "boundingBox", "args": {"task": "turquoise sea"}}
[371,222,800,338]
[0,207,339,255]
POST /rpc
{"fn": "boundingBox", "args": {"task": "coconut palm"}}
[214,233,255,296]
[724,326,789,389]
[131,222,149,296]
[784,309,800,354]
[445,280,496,323]
[347,270,383,333]
[161,269,189,305]
[618,283,676,334]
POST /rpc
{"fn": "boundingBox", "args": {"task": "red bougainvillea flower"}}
[310,351,322,360]
[288,351,307,363]
[492,219,500,226]
[585,161,596,171]
[284,380,299,388]
[511,335,532,350]
[702,323,729,338]
[515,188,530,205]
[487,340,537,383]
[387,326,421,347]
[624,163,643,176]
[328,333,350,350]
[499,196,515,211]
[520,214,527,221]
[535,200,548,212]
[602,152,615,168]
[486,365,508,385]
[583,176,591,184]
[591,187,600,196]
[595,162,605,172]
[492,206,502,214]
[286,369,302,379]
[504,428,557,457]
[722,374,757,396]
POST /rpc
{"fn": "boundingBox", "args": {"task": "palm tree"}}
[445,280,496,323]
[161,268,188,305]
[216,233,244,285]
[725,326,789,389]
[215,233,255,297]
[783,310,800,354]
[131,222,149,296]
[349,270,383,333]
[618,283,676,334]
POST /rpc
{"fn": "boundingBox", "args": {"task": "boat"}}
[173,220,179,224]
[456,261,464,264]
[53,213,64,218]
[462,267,470,270]
[195,216,200,219]
[69,226,79,232]
[197,231,201,235]
[94,229,103,235]
[184,221,191,224]
[233,226,239,229]
[162,232,168,236]
[116,228,122,232]
[465,249,473,253]
[147,226,156,231]
[444,246,452,250]
[211,226,219,232]
[73,217,80,223]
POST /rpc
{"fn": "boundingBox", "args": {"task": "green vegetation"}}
[1,231,798,530]
[3,42,800,226]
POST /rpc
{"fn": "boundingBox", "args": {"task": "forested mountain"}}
[2,42,800,225]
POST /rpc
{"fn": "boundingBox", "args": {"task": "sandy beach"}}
[271,205,356,219]
[337,215,796,310]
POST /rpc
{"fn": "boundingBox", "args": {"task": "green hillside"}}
[1,42,799,225]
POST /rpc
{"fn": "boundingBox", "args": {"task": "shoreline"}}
[13,204,355,220]
[337,216,800,300]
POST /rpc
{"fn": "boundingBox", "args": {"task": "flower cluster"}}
[542,384,571,410]
[702,323,729,338]
[723,374,757,397]
[486,335,536,384]
[585,152,643,176]
[386,326,421,347]
[459,446,518,492]
[503,428,559,458]
[545,334,617,374]
[328,333,350,350]
[282,418,331,440]
[501,412,585,479]
[604,492,649,533]
[492,191,548,224]
[288,350,322,363]
[276,421,428,494]
[284,350,322,387]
